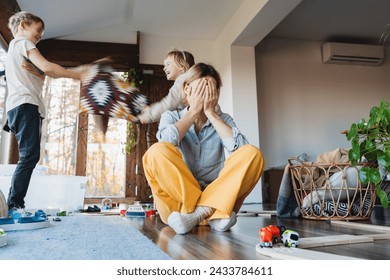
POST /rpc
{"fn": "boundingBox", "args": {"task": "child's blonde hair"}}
[166,49,195,72]
[8,11,45,37]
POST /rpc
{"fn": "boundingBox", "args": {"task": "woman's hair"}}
[183,63,222,90]
[8,11,45,37]
[166,49,195,72]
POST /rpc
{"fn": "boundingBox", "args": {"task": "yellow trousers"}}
[142,142,264,224]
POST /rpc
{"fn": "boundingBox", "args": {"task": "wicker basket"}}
[288,158,376,220]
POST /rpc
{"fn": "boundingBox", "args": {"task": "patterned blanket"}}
[80,63,148,122]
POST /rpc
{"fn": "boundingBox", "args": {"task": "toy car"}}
[258,225,286,248]
[281,229,299,247]
[0,228,7,247]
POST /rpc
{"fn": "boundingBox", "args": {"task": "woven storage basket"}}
[288,158,376,220]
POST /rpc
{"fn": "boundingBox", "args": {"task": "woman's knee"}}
[239,144,264,162]
[239,145,265,174]
[143,142,177,164]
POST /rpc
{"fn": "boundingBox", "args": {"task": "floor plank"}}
[124,204,390,260]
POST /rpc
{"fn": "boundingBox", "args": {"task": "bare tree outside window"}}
[41,76,127,197]
[0,59,127,197]
[0,48,7,161]
[41,77,80,174]
[86,116,127,197]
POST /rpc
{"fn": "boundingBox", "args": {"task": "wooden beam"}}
[0,0,20,49]
[38,39,139,71]
[75,112,88,176]
[135,123,149,201]
[125,123,138,198]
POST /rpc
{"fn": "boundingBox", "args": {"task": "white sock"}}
[209,212,237,232]
[168,206,213,234]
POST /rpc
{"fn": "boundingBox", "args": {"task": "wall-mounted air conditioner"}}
[322,42,384,66]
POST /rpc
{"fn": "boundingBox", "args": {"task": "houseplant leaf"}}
[347,123,357,141]
[377,152,390,167]
[347,99,390,209]
[358,167,370,184]
[348,147,359,165]
[369,168,382,184]
[377,188,389,208]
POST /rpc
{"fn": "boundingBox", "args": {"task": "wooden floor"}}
[125,204,390,260]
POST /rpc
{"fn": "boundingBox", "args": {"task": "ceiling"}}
[267,0,390,45]
[16,0,390,46]
[17,0,243,41]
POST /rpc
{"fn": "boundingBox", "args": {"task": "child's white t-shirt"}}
[5,36,45,118]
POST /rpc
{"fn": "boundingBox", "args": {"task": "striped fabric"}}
[304,192,372,217]
[80,63,148,122]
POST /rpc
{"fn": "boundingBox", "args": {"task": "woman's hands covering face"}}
[203,78,218,114]
[186,78,207,114]
[186,77,218,114]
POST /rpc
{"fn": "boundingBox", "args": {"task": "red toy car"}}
[258,225,286,248]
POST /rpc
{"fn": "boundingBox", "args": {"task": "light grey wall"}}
[256,38,390,169]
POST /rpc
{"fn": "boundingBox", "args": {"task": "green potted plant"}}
[347,99,390,208]
[122,122,138,154]
[122,68,143,88]
[121,68,143,154]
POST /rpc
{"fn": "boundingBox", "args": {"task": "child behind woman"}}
[137,49,194,123]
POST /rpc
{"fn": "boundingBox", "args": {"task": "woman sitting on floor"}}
[142,62,264,234]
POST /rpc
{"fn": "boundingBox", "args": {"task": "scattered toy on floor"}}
[258,224,300,248]
[258,224,286,248]
[57,210,67,216]
[102,198,112,210]
[80,205,101,213]
[0,228,7,247]
[125,202,146,218]
[281,229,299,247]
[0,209,50,231]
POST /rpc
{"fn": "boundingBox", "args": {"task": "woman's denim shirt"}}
[157,107,248,189]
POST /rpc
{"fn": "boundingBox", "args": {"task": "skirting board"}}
[255,243,362,260]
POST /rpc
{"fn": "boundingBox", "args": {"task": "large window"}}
[40,77,80,175]
[0,47,7,162]
[40,76,127,197]
[0,44,129,197]
[85,116,127,197]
